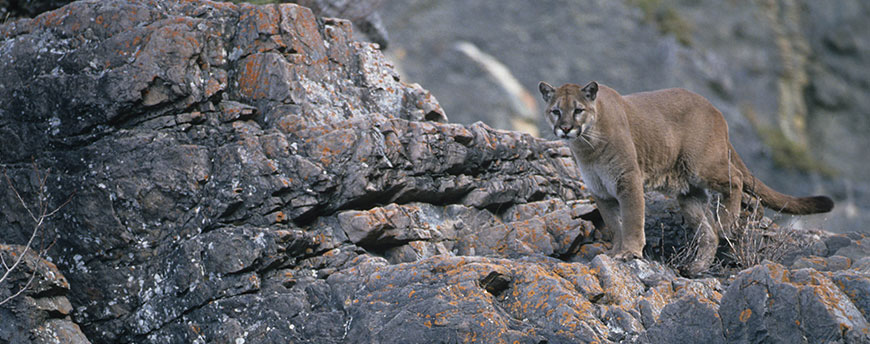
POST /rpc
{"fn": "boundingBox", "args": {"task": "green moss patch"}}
[627,0,694,46]
[742,104,837,176]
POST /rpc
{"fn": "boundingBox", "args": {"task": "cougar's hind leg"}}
[679,185,717,276]
[699,153,745,239]
[593,196,623,255]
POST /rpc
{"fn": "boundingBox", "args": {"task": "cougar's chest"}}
[577,162,619,200]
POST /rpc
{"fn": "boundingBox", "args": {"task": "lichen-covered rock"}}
[831,270,870,324]
[832,233,870,262]
[792,255,852,271]
[853,257,870,273]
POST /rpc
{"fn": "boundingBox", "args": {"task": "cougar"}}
[538,81,834,275]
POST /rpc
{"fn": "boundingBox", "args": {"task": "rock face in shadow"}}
[0,0,71,18]
[0,1,868,343]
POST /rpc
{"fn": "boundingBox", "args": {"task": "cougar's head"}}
[537,81,599,140]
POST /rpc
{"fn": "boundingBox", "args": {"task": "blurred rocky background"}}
[381,0,870,233]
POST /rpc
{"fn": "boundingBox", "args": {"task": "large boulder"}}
[0,0,585,342]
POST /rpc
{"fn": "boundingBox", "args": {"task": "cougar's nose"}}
[560,124,572,133]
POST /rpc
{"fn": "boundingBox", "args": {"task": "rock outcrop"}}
[0,1,868,343]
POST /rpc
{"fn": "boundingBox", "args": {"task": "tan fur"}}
[538,81,834,275]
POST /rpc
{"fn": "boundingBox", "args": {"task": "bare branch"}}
[0,165,72,306]
[4,169,37,223]
[0,249,8,272]
[0,173,44,285]
[0,256,37,306]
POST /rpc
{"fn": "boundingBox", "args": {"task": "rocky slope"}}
[0,1,869,343]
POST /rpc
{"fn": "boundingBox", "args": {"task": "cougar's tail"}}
[732,148,834,215]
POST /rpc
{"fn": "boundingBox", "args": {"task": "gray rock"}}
[831,270,870,324]
[835,236,870,262]
[0,1,589,342]
[641,296,726,344]
[853,257,870,273]
[826,234,854,256]
[719,262,870,343]
[792,255,852,271]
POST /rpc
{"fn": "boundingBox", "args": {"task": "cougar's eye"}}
[550,109,561,117]
[574,108,584,115]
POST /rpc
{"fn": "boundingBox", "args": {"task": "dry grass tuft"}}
[723,227,810,269]
[659,195,813,277]
[719,198,812,270]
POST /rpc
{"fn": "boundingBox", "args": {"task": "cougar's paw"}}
[610,250,642,261]
[681,243,717,277]
[681,261,710,278]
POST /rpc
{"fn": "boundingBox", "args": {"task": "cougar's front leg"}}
[615,173,645,259]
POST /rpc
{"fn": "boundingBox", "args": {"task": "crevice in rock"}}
[48,124,114,150]
[579,208,603,229]
[555,232,593,262]
[217,201,243,220]
[479,271,511,297]
[484,201,516,216]
[334,183,407,213]
[390,184,475,207]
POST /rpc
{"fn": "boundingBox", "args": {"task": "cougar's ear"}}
[582,81,599,101]
[538,81,555,102]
